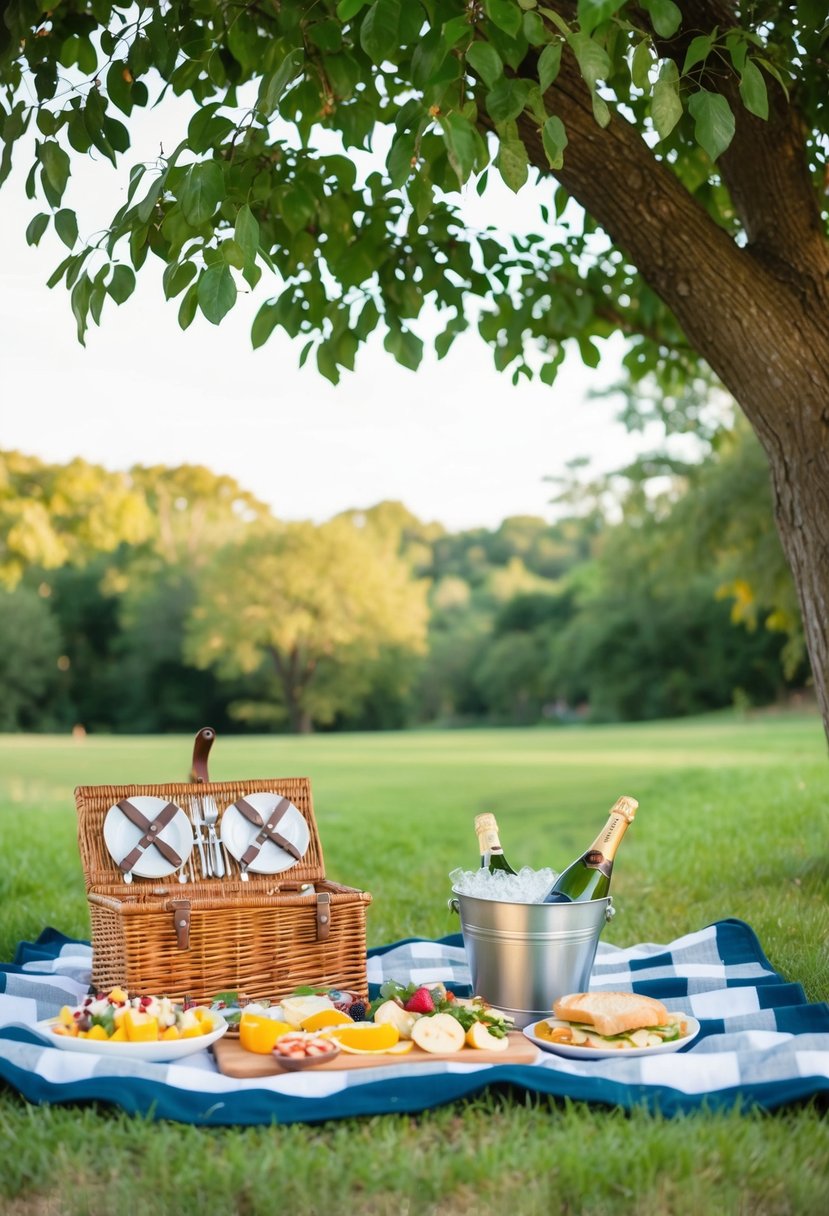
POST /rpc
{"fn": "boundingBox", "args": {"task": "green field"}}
[1,714,828,1214]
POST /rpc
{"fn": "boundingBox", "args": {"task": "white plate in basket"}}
[103,797,194,880]
[220,792,310,874]
[33,1015,228,1062]
[523,1015,701,1060]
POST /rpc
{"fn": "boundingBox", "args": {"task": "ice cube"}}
[449,865,559,904]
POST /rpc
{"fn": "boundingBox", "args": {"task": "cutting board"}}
[213,1031,538,1077]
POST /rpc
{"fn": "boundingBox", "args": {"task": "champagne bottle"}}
[542,796,638,903]
[474,813,516,875]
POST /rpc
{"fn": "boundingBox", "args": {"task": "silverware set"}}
[184,795,237,882]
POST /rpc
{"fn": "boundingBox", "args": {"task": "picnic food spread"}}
[229,979,515,1067]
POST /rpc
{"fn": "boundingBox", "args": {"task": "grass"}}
[1,712,828,1215]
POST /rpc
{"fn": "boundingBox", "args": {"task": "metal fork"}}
[202,796,225,879]
[189,799,211,879]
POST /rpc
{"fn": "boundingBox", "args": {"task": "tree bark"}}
[511,17,829,744]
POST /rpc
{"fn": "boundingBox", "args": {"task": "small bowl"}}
[272,1041,341,1071]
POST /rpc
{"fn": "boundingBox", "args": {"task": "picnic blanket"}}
[1,918,828,1124]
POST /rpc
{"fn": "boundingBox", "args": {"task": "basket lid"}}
[75,777,325,895]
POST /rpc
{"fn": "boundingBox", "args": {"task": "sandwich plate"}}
[523,1015,701,1060]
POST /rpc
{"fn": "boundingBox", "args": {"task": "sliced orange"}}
[239,1012,293,1054]
[299,1008,354,1032]
[327,1022,400,1053]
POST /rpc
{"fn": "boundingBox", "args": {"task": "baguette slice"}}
[552,991,669,1037]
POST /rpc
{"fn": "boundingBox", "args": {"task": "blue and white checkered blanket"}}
[1,920,827,1124]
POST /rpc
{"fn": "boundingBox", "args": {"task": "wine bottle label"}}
[590,811,632,860]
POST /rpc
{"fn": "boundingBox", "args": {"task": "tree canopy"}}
[2,1,828,739]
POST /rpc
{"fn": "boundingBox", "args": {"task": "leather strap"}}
[190,727,215,784]
[316,892,331,941]
[170,899,191,950]
[236,796,303,868]
[116,799,183,872]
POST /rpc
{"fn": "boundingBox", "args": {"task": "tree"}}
[0,586,62,730]
[1,3,828,739]
[0,450,152,587]
[185,518,429,731]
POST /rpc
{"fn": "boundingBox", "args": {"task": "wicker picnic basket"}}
[74,730,372,1003]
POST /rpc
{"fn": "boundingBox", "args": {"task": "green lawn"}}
[1,714,828,1214]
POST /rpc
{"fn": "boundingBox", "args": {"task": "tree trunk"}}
[513,11,829,746]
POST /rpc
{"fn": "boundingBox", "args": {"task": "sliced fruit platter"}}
[36,987,227,1062]
[213,980,528,1073]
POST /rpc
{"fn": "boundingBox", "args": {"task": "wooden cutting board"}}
[212,1031,537,1077]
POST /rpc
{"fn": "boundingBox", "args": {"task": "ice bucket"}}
[449,891,614,1028]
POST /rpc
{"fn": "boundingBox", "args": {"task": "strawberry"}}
[404,987,436,1014]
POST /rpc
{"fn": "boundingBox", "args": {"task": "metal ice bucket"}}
[449,891,615,1028]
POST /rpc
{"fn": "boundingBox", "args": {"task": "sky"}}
[0,91,663,533]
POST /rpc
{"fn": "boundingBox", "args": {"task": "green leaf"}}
[485,0,523,39]
[486,77,532,124]
[739,60,769,120]
[39,141,70,198]
[385,325,423,371]
[681,33,713,76]
[107,264,135,304]
[25,213,50,247]
[523,12,548,45]
[441,113,477,185]
[631,39,654,91]
[360,0,402,65]
[197,263,237,325]
[258,48,306,115]
[83,89,116,166]
[466,41,504,88]
[234,203,260,266]
[54,208,78,249]
[180,160,224,226]
[577,1,622,36]
[280,183,317,234]
[188,104,235,154]
[541,114,568,168]
[495,137,529,192]
[136,172,165,224]
[178,282,199,330]
[337,0,369,18]
[567,33,610,93]
[251,301,281,349]
[386,131,416,188]
[652,60,682,140]
[161,260,197,300]
[537,41,562,93]
[687,88,735,161]
[70,273,92,345]
[106,61,135,117]
[642,0,682,39]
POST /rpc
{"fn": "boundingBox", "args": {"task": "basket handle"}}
[189,727,216,784]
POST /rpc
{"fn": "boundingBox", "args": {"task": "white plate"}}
[220,793,310,875]
[103,797,194,879]
[33,1015,228,1062]
[523,1015,701,1060]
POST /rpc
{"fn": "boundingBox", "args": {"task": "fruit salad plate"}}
[33,1015,228,1063]
[523,1016,701,1060]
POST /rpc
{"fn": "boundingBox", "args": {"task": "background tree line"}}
[0,422,809,735]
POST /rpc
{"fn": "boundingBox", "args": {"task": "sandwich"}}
[544,991,688,1049]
